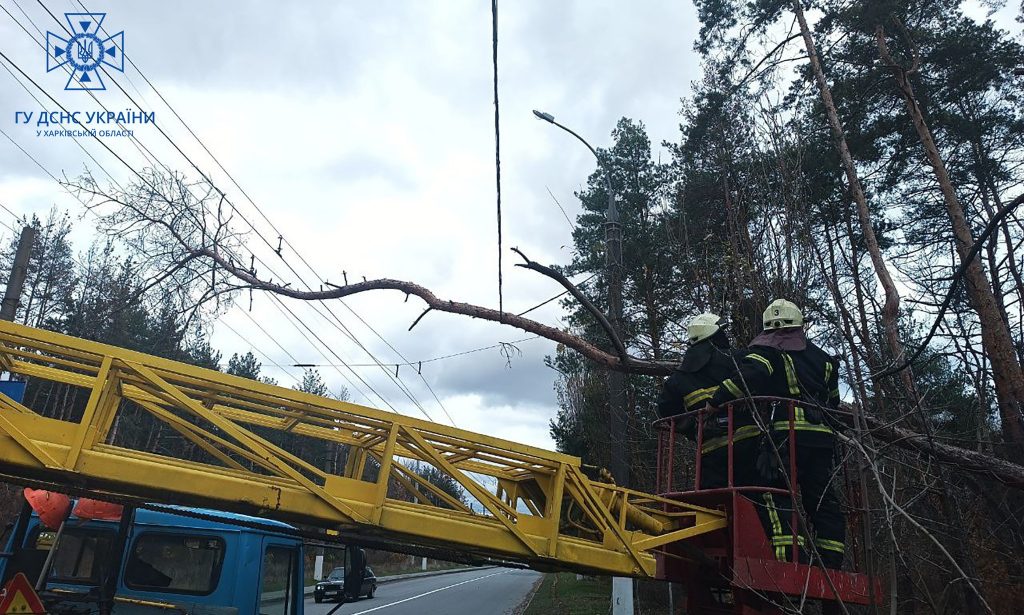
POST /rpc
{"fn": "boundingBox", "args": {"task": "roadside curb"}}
[303,565,497,597]
[378,565,497,585]
[510,573,544,614]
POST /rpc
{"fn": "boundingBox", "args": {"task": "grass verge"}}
[522,573,610,615]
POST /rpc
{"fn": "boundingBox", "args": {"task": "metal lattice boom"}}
[0,321,726,577]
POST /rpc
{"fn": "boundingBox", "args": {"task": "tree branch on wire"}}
[65,168,1024,492]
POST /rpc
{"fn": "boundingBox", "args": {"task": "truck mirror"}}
[343,547,366,599]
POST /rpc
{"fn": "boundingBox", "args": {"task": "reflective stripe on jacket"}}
[710,339,840,443]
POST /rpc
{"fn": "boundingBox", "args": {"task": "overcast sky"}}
[3,2,1017,453]
[0,1,701,451]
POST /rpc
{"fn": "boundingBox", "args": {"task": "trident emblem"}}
[46,12,124,91]
[76,40,94,63]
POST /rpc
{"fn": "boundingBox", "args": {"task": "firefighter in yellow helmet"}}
[657,313,759,489]
[706,299,845,568]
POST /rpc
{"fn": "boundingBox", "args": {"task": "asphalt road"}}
[304,567,541,615]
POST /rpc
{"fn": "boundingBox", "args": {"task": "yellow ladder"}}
[0,321,725,577]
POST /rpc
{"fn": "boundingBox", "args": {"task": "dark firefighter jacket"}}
[657,332,755,453]
[709,328,841,448]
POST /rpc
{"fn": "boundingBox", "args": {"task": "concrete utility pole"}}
[533,110,633,615]
[603,176,627,489]
[533,110,628,485]
[1,225,36,322]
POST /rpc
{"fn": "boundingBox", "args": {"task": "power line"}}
[516,273,598,317]
[0,125,58,184]
[1,2,164,182]
[292,335,541,368]
[1,16,365,412]
[491,0,503,314]
[12,2,474,426]
[0,23,334,406]
[0,48,154,194]
[545,186,576,232]
[299,299,440,421]
[59,0,456,424]
[1,124,309,397]
[0,199,23,223]
[0,199,22,234]
[266,294,419,416]
[60,0,442,419]
[1,6,371,389]
[0,44,128,192]
[219,318,302,387]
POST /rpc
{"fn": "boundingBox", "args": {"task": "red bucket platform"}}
[653,399,883,614]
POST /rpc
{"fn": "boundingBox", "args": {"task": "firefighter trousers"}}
[757,441,846,568]
[698,438,760,490]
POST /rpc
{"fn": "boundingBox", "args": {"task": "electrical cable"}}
[60,0,457,424]
[1,2,165,181]
[2,5,379,398]
[292,335,540,368]
[875,193,1024,379]
[12,2,498,426]
[491,0,503,314]
[56,0,449,422]
[0,56,321,405]
[0,200,23,223]
[0,49,128,192]
[0,199,21,232]
[219,317,302,387]
[0,35,401,416]
[0,136,309,402]
[265,294,392,409]
[299,300,438,421]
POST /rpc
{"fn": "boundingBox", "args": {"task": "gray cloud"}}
[0,0,701,450]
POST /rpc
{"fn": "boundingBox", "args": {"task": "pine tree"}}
[226,351,262,380]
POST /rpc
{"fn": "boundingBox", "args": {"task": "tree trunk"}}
[876,26,1024,463]
[792,1,918,403]
[967,127,1024,365]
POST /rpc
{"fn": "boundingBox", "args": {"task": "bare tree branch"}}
[65,168,1024,493]
[511,246,628,361]
[198,243,671,375]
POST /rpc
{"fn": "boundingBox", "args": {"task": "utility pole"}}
[603,174,628,488]
[533,110,633,614]
[1,225,36,322]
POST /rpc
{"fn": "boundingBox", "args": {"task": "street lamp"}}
[533,109,627,486]
[531,110,618,226]
[533,107,633,615]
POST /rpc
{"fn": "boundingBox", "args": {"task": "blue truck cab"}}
[1,506,305,614]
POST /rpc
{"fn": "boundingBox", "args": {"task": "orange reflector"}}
[73,498,123,521]
[23,488,70,530]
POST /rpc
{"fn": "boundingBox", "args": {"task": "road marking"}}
[348,570,511,614]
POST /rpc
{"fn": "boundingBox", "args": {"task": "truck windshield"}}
[124,533,225,595]
[259,545,298,615]
[33,527,115,585]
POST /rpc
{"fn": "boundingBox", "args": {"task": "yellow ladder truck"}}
[0,321,880,614]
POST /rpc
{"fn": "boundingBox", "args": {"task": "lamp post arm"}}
[549,120,617,222]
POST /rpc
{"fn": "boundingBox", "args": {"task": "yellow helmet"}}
[763,299,803,330]
[687,313,723,344]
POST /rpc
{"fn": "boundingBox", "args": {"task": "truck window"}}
[124,533,225,595]
[33,527,114,584]
[259,545,298,615]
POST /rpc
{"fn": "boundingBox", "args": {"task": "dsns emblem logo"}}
[46,13,124,91]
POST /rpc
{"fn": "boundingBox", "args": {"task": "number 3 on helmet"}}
[763,299,803,329]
